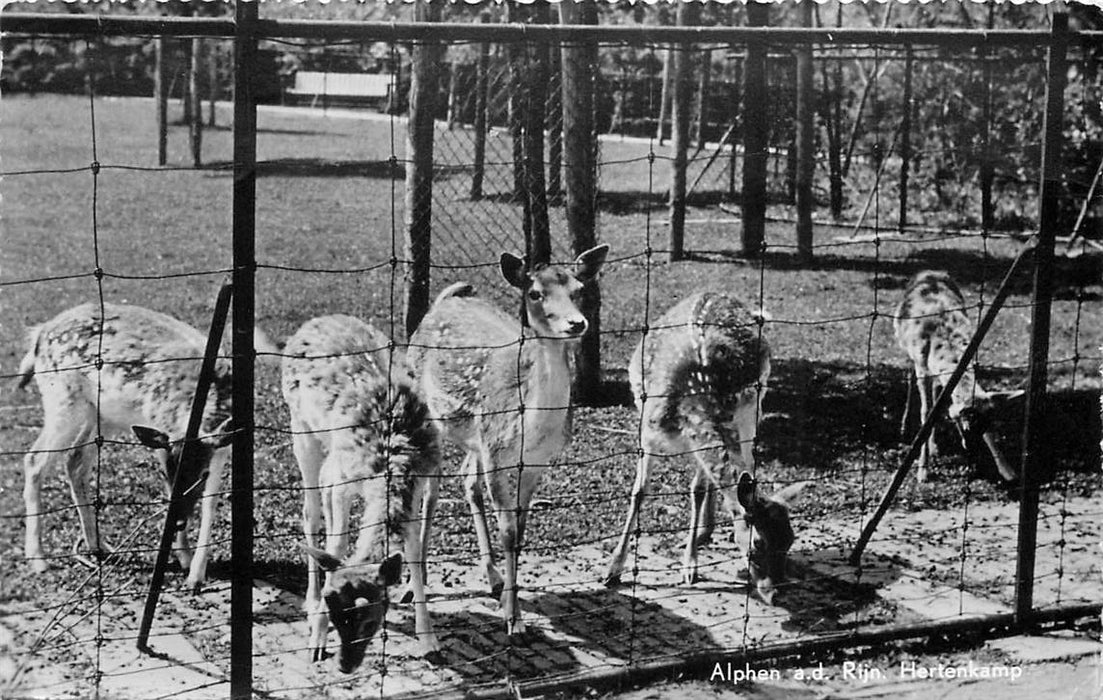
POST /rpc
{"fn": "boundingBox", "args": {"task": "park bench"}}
[287,71,392,108]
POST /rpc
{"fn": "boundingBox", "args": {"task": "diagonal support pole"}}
[137,280,233,653]
[849,241,1036,566]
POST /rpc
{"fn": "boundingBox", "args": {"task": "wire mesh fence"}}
[1,10,1101,700]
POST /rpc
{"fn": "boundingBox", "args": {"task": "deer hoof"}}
[603,572,623,588]
[398,587,415,605]
[489,581,504,600]
[310,647,328,663]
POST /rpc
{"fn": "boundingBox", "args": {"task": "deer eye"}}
[527,289,543,302]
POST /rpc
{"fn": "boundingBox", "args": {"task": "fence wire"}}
[1,15,1101,700]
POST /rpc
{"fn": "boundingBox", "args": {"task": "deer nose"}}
[567,319,587,335]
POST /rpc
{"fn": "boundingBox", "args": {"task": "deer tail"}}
[434,282,477,306]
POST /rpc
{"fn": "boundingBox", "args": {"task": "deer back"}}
[631,293,770,438]
[22,302,230,439]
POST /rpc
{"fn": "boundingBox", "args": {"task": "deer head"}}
[499,244,609,339]
[302,547,403,674]
[733,472,802,606]
[951,389,1024,482]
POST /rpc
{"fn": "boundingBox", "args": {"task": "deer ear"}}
[500,253,528,289]
[377,552,403,587]
[302,544,343,573]
[735,471,759,512]
[201,418,236,449]
[772,480,807,507]
[574,244,609,283]
[132,425,172,451]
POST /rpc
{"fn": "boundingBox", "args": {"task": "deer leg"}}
[900,368,916,439]
[65,437,106,561]
[683,467,714,585]
[605,451,656,587]
[23,417,85,572]
[916,373,934,482]
[291,425,328,662]
[186,448,228,594]
[154,448,194,572]
[404,486,441,657]
[401,465,439,605]
[684,438,729,585]
[462,451,503,598]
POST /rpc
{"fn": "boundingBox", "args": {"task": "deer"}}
[407,244,609,637]
[281,314,442,671]
[17,302,235,593]
[894,271,1022,483]
[603,292,802,606]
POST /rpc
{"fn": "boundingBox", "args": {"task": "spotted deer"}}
[894,271,1022,483]
[17,302,234,592]
[604,292,802,605]
[408,244,609,636]
[281,315,442,671]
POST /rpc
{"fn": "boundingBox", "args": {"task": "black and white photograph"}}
[1,1,1100,698]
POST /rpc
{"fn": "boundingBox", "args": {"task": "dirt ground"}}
[2,495,1098,699]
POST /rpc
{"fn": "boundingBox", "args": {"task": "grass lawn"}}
[2,94,1100,665]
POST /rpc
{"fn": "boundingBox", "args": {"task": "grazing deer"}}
[894,271,1022,483]
[604,292,801,605]
[281,315,441,671]
[17,303,234,592]
[408,244,609,636]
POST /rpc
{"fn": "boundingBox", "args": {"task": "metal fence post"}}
[231,0,258,696]
[1014,11,1068,628]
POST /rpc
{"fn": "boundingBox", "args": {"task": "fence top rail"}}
[3,13,1102,47]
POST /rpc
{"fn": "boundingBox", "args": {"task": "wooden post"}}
[668,0,699,262]
[741,1,769,258]
[471,12,490,200]
[405,0,443,338]
[795,0,814,262]
[525,0,551,265]
[1015,12,1068,628]
[560,0,602,403]
[154,36,168,166]
[189,37,202,167]
[899,44,913,233]
[230,0,258,695]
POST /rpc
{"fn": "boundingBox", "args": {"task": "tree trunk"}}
[560,0,602,404]
[669,1,700,262]
[471,13,491,200]
[404,1,444,338]
[741,2,769,258]
[154,36,168,166]
[795,0,814,262]
[189,38,202,166]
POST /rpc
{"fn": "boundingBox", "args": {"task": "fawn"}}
[408,244,609,636]
[604,292,801,605]
[17,303,234,592]
[894,271,1022,483]
[281,315,441,671]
